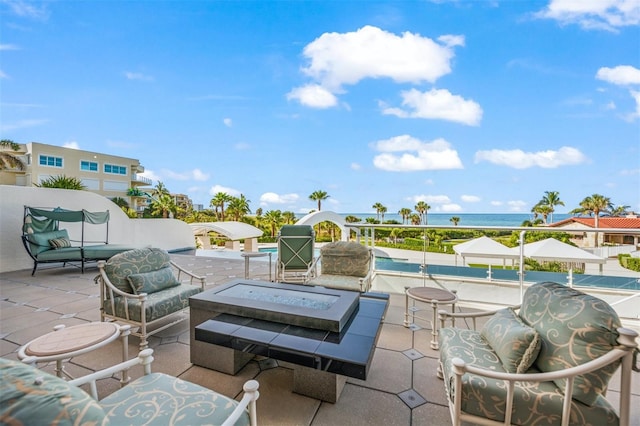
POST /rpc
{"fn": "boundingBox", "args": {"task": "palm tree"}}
[345,215,361,223]
[227,194,251,221]
[372,202,385,222]
[0,139,25,171]
[414,201,430,225]
[153,181,170,197]
[263,210,284,237]
[150,193,177,218]
[398,208,412,224]
[450,216,460,226]
[210,192,232,221]
[410,214,421,225]
[536,191,565,223]
[282,211,297,224]
[610,204,631,217]
[35,175,86,190]
[531,204,553,224]
[309,190,329,211]
[379,205,387,222]
[571,194,613,247]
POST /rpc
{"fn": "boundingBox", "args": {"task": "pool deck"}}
[1,253,638,425]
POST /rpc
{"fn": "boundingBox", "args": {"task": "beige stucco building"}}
[0,142,152,214]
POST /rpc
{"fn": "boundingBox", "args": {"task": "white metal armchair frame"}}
[276,225,316,283]
[96,259,206,350]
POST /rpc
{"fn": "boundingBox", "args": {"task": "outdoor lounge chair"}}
[305,241,374,292]
[276,225,316,283]
[1,349,260,426]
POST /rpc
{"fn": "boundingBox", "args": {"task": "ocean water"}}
[334,213,571,227]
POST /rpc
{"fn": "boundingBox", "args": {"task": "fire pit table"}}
[190,279,389,402]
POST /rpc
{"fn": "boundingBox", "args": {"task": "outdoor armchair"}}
[276,225,316,283]
[96,247,205,350]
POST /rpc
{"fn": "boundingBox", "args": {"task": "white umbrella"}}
[513,238,605,287]
[454,236,519,279]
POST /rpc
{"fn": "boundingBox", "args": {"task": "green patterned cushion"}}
[481,308,541,373]
[104,247,172,294]
[0,357,107,425]
[438,328,619,425]
[49,237,71,249]
[127,267,180,294]
[99,372,250,426]
[28,229,70,255]
[104,283,203,322]
[519,281,622,406]
[320,241,370,277]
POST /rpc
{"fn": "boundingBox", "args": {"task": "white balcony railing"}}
[131,174,152,185]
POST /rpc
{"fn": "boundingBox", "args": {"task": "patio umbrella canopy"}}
[513,238,606,286]
[453,236,520,279]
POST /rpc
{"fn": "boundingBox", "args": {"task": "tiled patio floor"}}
[1,254,638,426]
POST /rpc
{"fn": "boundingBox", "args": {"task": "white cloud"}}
[439,203,463,212]
[4,1,49,20]
[124,71,154,81]
[0,70,7,79]
[625,90,640,121]
[350,162,361,170]
[535,0,640,31]
[259,192,300,204]
[161,168,210,181]
[0,44,20,50]
[381,88,482,126]
[139,170,161,183]
[62,141,79,149]
[209,185,241,197]
[287,84,338,108]
[461,195,481,202]
[234,142,250,150]
[371,135,463,172]
[223,118,233,127]
[507,200,527,212]
[491,201,504,206]
[410,194,452,204]
[474,146,587,169]
[0,118,49,132]
[596,65,640,85]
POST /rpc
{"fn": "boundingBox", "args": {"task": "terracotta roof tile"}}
[549,217,640,229]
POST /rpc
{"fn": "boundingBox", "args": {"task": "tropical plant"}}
[410,214,421,225]
[111,197,130,208]
[531,204,553,224]
[345,215,361,223]
[398,208,412,224]
[0,139,25,171]
[570,194,613,247]
[35,175,86,190]
[152,181,170,197]
[150,193,177,218]
[414,201,430,225]
[309,190,329,211]
[450,216,460,226]
[535,191,564,224]
[127,187,145,197]
[210,192,233,221]
[263,210,284,237]
[372,202,385,222]
[379,205,387,222]
[227,194,251,221]
[610,204,631,217]
[282,211,297,224]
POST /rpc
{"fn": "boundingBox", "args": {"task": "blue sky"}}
[1,0,639,215]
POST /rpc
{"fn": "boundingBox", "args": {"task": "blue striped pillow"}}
[49,237,71,249]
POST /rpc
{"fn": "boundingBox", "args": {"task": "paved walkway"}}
[1,254,637,425]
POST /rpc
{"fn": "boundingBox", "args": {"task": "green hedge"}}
[618,254,640,272]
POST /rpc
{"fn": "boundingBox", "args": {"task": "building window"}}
[39,155,63,168]
[104,164,127,175]
[80,160,98,172]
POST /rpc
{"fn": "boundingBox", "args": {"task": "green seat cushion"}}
[99,372,250,426]
[27,229,70,255]
[36,247,83,261]
[103,284,202,322]
[480,308,541,373]
[127,267,180,294]
[0,357,107,425]
[438,328,619,425]
[519,282,621,406]
[104,247,173,294]
[320,242,370,277]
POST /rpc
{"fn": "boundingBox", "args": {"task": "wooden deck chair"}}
[276,225,316,283]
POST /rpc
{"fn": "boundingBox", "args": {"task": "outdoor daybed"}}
[21,206,145,275]
[437,281,638,426]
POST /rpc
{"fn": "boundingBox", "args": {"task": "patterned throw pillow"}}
[127,266,180,294]
[480,308,541,374]
[49,237,71,249]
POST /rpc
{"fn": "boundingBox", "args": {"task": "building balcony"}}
[131,173,152,185]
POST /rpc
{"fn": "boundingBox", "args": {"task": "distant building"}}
[0,142,152,214]
[548,215,640,249]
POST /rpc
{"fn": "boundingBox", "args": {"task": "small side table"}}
[404,286,458,350]
[241,252,272,281]
[18,322,131,383]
